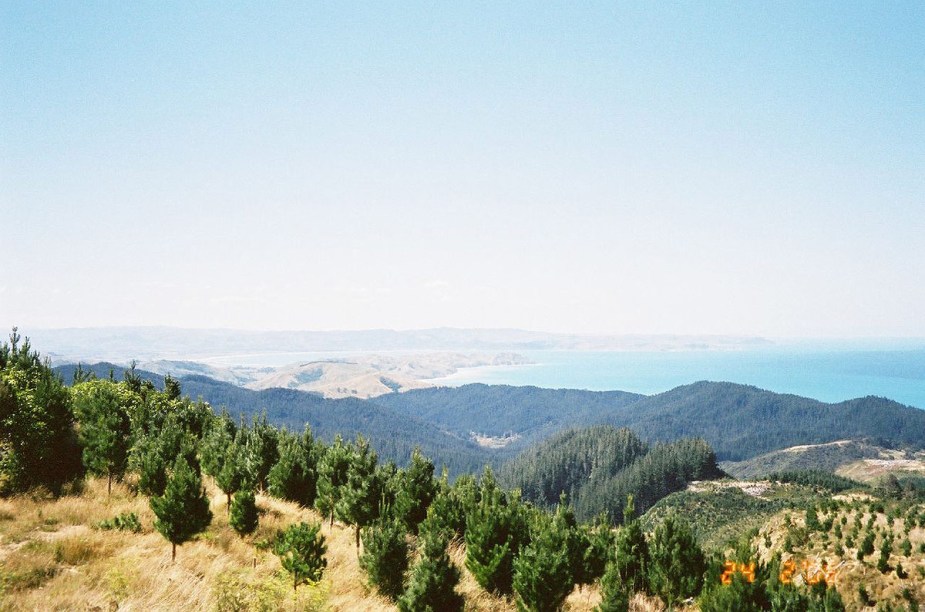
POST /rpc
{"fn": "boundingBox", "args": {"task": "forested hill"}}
[499,425,724,523]
[607,381,925,461]
[371,383,645,451]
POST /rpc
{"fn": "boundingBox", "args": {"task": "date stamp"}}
[720,557,842,585]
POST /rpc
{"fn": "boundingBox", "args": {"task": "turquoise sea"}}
[433,348,925,410]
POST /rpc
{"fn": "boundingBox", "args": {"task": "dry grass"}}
[0,478,390,611]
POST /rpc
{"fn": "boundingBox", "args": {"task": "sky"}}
[2,2,923,337]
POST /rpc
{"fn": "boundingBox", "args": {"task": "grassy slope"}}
[0,478,607,611]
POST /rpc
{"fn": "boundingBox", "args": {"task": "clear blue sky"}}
[2,2,923,336]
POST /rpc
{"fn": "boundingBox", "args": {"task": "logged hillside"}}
[722,440,892,480]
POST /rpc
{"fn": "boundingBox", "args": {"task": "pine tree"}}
[700,571,770,612]
[359,517,409,601]
[201,410,236,479]
[805,504,821,531]
[647,515,705,607]
[135,433,169,496]
[606,495,649,596]
[274,522,327,591]
[71,379,133,495]
[337,435,382,549]
[512,502,575,612]
[0,329,84,494]
[597,575,630,612]
[394,448,437,534]
[398,521,463,612]
[215,433,246,514]
[877,539,891,573]
[242,412,279,492]
[150,455,213,561]
[465,468,530,596]
[576,513,613,589]
[425,475,467,540]
[268,426,319,506]
[230,489,259,536]
[315,435,353,527]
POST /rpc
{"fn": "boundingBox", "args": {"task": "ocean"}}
[431,348,925,410]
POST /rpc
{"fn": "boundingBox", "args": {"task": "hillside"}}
[499,426,648,505]
[608,381,925,461]
[372,384,646,452]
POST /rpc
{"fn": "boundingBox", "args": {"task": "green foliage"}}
[647,515,706,607]
[422,472,468,540]
[394,448,437,534]
[268,426,319,506]
[273,522,327,590]
[213,427,248,512]
[131,388,206,497]
[150,455,213,560]
[597,571,630,612]
[512,501,576,612]
[242,412,279,491]
[859,531,875,558]
[465,468,530,596]
[230,489,259,536]
[97,512,142,533]
[699,571,769,612]
[359,517,409,601]
[877,539,891,573]
[805,505,821,531]
[0,329,83,494]
[575,437,723,524]
[201,410,236,480]
[606,496,649,596]
[574,514,613,588]
[500,426,646,506]
[398,521,463,612]
[314,435,353,526]
[71,379,133,493]
[337,435,382,548]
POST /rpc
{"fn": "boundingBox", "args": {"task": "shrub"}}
[273,522,327,590]
[230,490,259,536]
[97,512,142,533]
